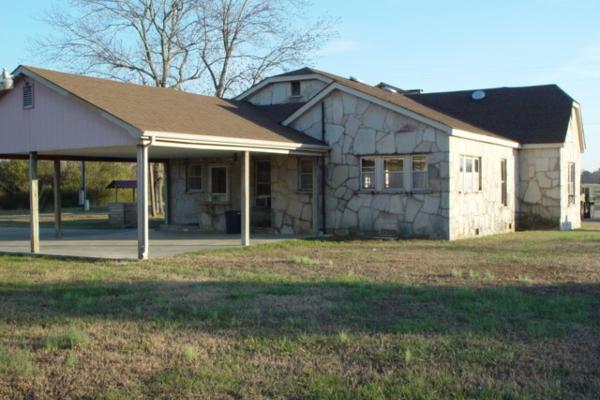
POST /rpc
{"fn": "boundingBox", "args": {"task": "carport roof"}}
[14,66,325,147]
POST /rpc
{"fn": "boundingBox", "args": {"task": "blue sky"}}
[2,0,599,170]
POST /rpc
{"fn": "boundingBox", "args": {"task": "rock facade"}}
[449,137,516,239]
[168,156,318,234]
[292,90,451,238]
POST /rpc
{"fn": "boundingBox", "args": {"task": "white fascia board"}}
[451,129,520,148]
[282,82,453,134]
[572,103,586,152]
[520,143,564,149]
[234,74,333,101]
[144,131,329,154]
[14,66,142,139]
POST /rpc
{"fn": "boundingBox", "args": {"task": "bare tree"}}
[195,0,335,98]
[36,0,203,214]
[38,0,201,88]
[35,0,335,214]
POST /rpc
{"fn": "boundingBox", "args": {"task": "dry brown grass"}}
[0,226,599,399]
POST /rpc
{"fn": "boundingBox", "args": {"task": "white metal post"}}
[241,151,250,246]
[53,160,62,238]
[312,157,319,236]
[29,152,39,253]
[137,144,149,260]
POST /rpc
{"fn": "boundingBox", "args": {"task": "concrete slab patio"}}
[0,226,294,260]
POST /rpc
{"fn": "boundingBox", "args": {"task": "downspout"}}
[320,101,327,234]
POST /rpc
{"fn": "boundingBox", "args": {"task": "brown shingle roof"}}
[21,66,325,147]
[277,68,511,141]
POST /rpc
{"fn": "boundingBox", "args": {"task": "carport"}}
[0,66,327,259]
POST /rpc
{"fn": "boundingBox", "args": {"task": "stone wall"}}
[270,155,318,234]
[449,137,516,239]
[248,80,327,105]
[168,157,240,232]
[559,112,582,230]
[517,147,561,227]
[292,90,451,238]
[168,155,318,234]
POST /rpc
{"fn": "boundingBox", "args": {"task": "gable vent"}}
[23,82,34,109]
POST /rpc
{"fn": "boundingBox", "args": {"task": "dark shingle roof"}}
[407,85,575,144]
[252,102,307,123]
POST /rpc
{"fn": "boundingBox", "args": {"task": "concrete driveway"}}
[0,226,291,260]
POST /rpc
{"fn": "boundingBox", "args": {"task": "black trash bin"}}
[225,210,241,234]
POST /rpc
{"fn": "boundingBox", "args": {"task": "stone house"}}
[0,66,586,258]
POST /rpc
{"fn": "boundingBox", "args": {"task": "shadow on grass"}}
[1,280,598,339]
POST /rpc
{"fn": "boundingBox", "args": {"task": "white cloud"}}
[317,39,362,56]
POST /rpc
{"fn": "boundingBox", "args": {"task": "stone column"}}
[137,145,149,260]
[241,151,250,246]
[53,160,62,238]
[29,152,39,253]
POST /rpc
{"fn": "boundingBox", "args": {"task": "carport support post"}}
[29,152,40,253]
[241,151,250,246]
[137,144,149,260]
[53,160,62,238]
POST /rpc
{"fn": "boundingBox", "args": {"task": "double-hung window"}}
[500,159,508,206]
[460,155,482,193]
[568,162,576,205]
[298,159,314,191]
[187,163,202,192]
[384,157,403,189]
[255,160,271,207]
[361,155,428,191]
[361,158,377,190]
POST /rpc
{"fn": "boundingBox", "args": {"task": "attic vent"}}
[23,82,34,109]
[472,90,486,101]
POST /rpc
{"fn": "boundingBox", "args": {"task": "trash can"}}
[225,210,241,234]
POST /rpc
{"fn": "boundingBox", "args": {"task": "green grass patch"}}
[0,346,33,376]
[43,326,90,350]
[287,255,320,265]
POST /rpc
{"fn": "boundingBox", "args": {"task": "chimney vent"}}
[1,68,14,91]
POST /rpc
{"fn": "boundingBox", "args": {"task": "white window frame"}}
[298,158,314,192]
[209,165,229,202]
[459,155,482,193]
[411,155,429,190]
[360,154,429,192]
[187,163,203,192]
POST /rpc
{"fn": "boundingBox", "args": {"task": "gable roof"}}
[274,68,510,141]
[13,66,325,147]
[406,85,576,144]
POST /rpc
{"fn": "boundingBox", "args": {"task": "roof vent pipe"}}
[1,68,14,91]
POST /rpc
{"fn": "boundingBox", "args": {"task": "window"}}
[209,166,228,202]
[501,159,508,206]
[568,162,576,205]
[255,160,271,207]
[360,155,429,191]
[460,155,482,193]
[187,163,202,191]
[291,81,301,97]
[298,159,314,191]
[361,158,376,189]
[384,157,403,189]
[412,155,428,190]
[23,82,33,109]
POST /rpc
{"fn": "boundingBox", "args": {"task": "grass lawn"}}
[0,227,599,399]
